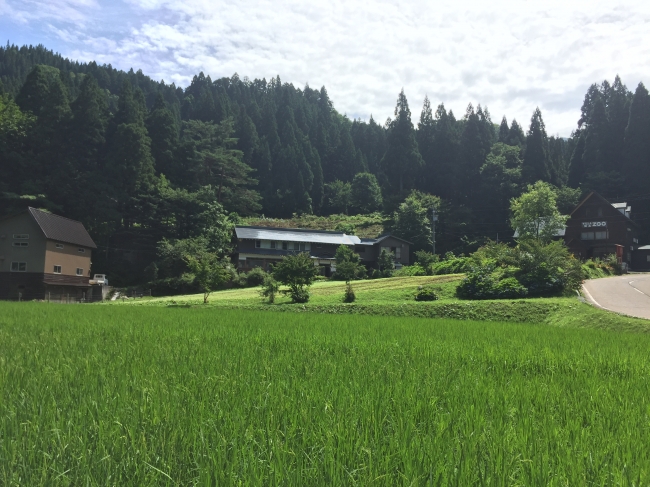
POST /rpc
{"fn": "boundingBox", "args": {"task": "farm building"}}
[235,226,410,276]
[0,208,97,301]
[564,192,638,269]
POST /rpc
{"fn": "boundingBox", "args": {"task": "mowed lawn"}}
[115,275,464,306]
[1,303,650,485]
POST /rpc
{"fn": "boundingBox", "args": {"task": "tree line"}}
[2,43,650,285]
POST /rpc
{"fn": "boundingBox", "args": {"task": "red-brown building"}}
[0,208,97,300]
[564,192,638,269]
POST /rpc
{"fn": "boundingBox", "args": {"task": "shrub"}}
[333,245,366,281]
[414,250,439,274]
[343,283,356,303]
[273,253,320,303]
[457,266,528,300]
[430,256,472,275]
[394,264,427,277]
[246,267,267,287]
[259,275,280,304]
[414,286,439,301]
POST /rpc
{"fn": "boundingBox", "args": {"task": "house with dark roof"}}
[0,207,97,300]
[563,192,638,269]
[235,226,410,276]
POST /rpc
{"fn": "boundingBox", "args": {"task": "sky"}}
[2,0,650,136]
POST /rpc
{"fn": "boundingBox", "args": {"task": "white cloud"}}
[4,0,650,135]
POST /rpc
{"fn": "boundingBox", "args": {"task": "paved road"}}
[583,274,650,319]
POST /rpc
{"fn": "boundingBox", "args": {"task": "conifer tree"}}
[567,134,586,188]
[623,83,650,196]
[522,108,550,183]
[146,93,179,179]
[507,119,526,148]
[381,89,423,196]
[498,116,510,143]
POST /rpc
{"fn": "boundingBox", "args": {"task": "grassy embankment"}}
[111,275,650,333]
[1,303,650,485]
[242,212,384,238]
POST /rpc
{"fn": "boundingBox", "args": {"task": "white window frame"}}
[11,262,26,272]
[56,243,64,249]
[12,242,28,247]
[76,268,84,276]
[53,265,62,274]
[13,234,29,240]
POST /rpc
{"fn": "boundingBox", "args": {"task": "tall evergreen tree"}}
[623,83,650,197]
[498,116,509,143]
[381,89,423,196]
[146,93,179,179]
[567,134,586,188]
[522,108,550,183]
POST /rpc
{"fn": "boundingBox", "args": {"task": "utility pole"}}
[431,208,437,255]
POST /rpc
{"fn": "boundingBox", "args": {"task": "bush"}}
[259,275,280,304]
[245,267,267,287]
[287,287,310,303]
[394,264,426,277]
[414,286,439,301]
[457,266,528,300]
[273,253,320,303]
[430,256,472,275]
[343,283,356,303]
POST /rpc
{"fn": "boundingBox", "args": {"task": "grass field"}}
[1,303,650,485]
[112,275,650,333]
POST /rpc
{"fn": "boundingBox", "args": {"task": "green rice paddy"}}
[1,302,649,485]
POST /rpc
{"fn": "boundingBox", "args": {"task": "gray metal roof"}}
[637,245,650,250]
[611,202,627,209]
[235,226,360,245]
[28,207,97,248]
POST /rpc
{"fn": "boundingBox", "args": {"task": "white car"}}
[90,274,109,286]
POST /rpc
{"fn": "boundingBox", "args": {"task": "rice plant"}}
[1,302,649,485]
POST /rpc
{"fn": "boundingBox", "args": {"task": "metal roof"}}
[611,202,627,209]
[235,226,360,245]
[28,207,97,248]
[637,245,650,250]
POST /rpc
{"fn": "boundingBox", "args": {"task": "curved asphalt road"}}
[583,274,650,320]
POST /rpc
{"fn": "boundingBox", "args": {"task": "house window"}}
[76,268,84,276]
[53,265,62,274]
[78,248,85,253]
[647,255,650,263]
[255,240,261,248]
[394,247,401,259]
[270,241,276,249]
[282,242,288,250]
[13,234,29,239]
[581,232,595,240]
[12,242,28,247]
[56,243,64,249]
[10,262,26,272]
[595,231,608,240]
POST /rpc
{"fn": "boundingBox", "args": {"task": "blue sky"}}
[2,0,650,136]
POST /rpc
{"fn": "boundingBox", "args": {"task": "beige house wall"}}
[0,213,47,273]
[44,241,92,277]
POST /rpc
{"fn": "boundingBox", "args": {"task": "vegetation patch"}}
[2,303,650,484]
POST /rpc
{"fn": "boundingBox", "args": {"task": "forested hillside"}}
[2,43,650,285]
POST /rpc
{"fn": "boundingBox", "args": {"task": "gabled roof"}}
[27,207,97,248]
[235,226,361,245]
[371,234,413,245]
[570,191,637,225]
